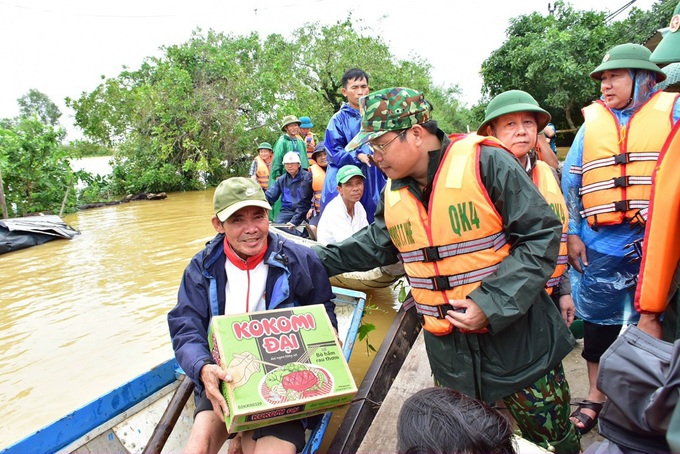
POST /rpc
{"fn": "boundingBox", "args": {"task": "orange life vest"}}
[309,163,326,213]
[574,92,678,227]
[532,160,569,295]
[635,121,680,314]
[255,156,270,189]
[383,134,511,336]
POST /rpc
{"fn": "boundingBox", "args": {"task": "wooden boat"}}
[0,215,79,255]
[1,287,366,454]
[270,225,405,291]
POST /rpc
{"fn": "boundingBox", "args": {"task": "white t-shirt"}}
[316,195,368,245]
[223,258,268,315]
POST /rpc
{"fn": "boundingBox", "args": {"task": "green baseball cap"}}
[258,142,273,151]
[214,177,271,222]
[280,115,301,131]
[345,87,433,151]
[477,90,551,135]
[650,2,680,64]
[590,43,666,82]
[337,165,365,185]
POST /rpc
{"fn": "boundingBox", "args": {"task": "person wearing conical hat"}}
[315,87,579,453]
[561,42,680,435]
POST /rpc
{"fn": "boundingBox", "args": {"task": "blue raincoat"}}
[322,103,387,223]
[562,70,680,324]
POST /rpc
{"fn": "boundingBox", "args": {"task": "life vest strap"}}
[409,263,501,291]
[569,151,659,175]
[414,301,457,318]
[546,275,563,289]
[579,199,649,219]
[399,232,508,264]
[578,175,653,196]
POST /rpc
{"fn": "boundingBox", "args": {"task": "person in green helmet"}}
[561,42,680,435]
[314,87,579,453]
[479,90,575,331]
[249,142,273,190]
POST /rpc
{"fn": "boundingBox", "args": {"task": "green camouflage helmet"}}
[650,1,680,64]
[280,115,301,131]
[590,43,666,82]
[477,90,551,135]
[345,87,433,152]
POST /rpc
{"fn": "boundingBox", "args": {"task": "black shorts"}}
[194,390,306,450]
[252,419,306,452]
[581,321,622,363]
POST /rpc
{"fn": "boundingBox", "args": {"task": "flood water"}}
[0,160,402,449]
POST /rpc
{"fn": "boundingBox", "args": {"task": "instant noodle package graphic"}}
[208,305,357,433]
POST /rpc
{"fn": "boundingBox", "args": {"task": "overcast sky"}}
[1,0,657,140]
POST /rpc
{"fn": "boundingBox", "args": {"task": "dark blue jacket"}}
[168,231,336,392]
[265,170,313,225]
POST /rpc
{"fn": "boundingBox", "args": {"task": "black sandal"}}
[570,400,605,434]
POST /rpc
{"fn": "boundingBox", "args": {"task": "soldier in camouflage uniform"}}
[314,87,580,453]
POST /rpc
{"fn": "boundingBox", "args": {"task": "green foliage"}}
[17,89,62,127]
[67,18,455,195]
[0,117,75,216]
[64,139,113,158]
[479,0,675,134]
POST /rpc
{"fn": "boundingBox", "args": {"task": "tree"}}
[479,0,677,133]
[67,18,468,194]
[0,117,74,217]
[17,89,62,127]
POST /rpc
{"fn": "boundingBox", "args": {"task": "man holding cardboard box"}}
[168,177,337,454]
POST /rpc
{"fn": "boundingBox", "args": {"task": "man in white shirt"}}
[317,165,368,245]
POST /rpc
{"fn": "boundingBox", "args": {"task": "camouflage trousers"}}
[502,364,581,454]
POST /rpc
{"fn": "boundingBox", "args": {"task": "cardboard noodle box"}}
[208,304,357,433]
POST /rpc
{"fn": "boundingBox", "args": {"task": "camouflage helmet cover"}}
[345,87,433,151]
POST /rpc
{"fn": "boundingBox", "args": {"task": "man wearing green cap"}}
[478,90,574,330]
[249,142,273,190]
[561,42,680,434]
[314,87,578,452]
[316,164,368,245]
[168,177,336,454]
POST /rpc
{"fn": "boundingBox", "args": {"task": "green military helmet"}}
[280,115,301,132]
[476,90,551,135]
[257,142,273,151]
[590,43,666,82]
[650,1,680,64]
